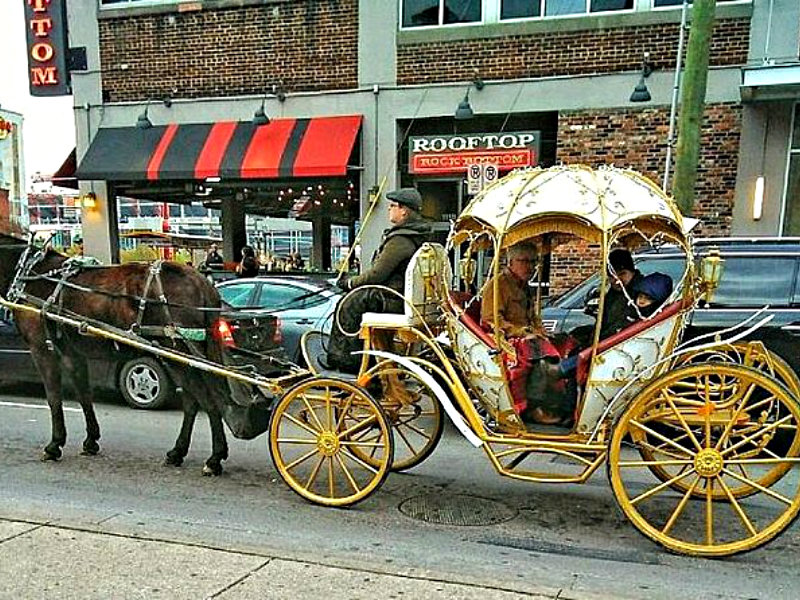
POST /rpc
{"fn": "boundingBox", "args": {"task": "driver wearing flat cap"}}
[327,187,432,372]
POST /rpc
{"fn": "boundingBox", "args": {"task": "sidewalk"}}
[0,517,604,600]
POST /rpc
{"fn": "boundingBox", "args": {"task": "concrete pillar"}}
[80,181,119,264]
[311,216,332,271]
[221,197,246,263]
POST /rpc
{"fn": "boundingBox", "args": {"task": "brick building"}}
[66,0,800,292]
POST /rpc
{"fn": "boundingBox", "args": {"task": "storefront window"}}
[783,105,800,235]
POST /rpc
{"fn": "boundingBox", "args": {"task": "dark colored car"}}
[542,237,800,374]
[217,276,340,364]
[0,307,282,410]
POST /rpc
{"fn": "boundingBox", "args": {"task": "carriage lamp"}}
[700,247,725,303]
[459,256,477,285]
[80,192,97,209]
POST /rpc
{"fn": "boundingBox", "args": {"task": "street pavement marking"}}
[0,401,81,413]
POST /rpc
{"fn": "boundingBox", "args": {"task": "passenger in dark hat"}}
[326,187,431,373]
[632,272,673,318]
[601,248,643,338]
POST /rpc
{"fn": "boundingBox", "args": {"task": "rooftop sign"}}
[409,131,540,175]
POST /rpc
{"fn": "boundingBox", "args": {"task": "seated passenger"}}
[481,242,543,339]
[482,244,573,425]
[554,271,674,379]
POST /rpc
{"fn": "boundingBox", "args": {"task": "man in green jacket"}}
[326,188,431,373]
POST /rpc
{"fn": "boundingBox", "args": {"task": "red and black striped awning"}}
[76,115,362,181]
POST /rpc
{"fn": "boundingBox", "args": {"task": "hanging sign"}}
[409,131,539,175]
[24,0,71,96]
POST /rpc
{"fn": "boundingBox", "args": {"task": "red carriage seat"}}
[574,299,686,385]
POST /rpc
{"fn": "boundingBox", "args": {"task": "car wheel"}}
[118,356,174,410]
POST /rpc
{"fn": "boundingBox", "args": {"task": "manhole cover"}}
[399,493,518,526]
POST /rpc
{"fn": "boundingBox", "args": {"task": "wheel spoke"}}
[722,467,794,506]
[340,447,380,474]
[339,414,379,439]
[715,392,773,451]
[720,414,794,458]
[398,420,434,440]
[335,453,361,494]
[703,375,712,449]
[716,475,758,536]
[334,396,354,431]
[631,469,696,506]
[283,411,321,436]
[305,454,325,488]
[705,478,714,545]
[665,397,703,451]
[662,476,700,535]
[284,447,319,472]
[617,459,693,468]
[325,387,334,429]
[327,456,335,498]
[727,457,800,465]
[302,395,326,432]
[630,419,696,457]
[275,437,318,445]
[394,424,419,456]
[637,437,693,461]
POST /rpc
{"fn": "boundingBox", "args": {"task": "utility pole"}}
[672,0,717,216]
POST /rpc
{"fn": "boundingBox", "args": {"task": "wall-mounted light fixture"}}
[454,77,485,121]
[136,101,153,129]
[253,93,270,127]
[80,192,97,209]
[273,81,287,103]
[629,53,654,103]
[753,175,765,221]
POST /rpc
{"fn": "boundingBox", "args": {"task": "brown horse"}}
[0,234,232,475]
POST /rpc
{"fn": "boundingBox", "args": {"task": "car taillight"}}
[273,317,283,345]
[214,319,236,347]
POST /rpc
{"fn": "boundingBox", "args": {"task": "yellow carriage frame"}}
[273,165,800,558]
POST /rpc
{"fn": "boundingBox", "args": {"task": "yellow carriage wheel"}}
[639,345,800,499]
[609,363,800,557]
[269,377,394,507]
[351,365,444,472]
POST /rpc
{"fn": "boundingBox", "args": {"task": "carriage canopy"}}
[451,165,692,250]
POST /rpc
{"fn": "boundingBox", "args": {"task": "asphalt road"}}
[1,387,799,599]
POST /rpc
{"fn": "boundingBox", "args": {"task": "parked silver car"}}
[216,276,340,363]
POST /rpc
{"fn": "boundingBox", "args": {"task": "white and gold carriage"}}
[269,165,800,557]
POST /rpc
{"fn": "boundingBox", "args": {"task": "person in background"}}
[236,246,260,278]
[204,243,224,270]
[326,187,431,373]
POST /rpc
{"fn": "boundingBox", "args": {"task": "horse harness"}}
[10,249,209,357]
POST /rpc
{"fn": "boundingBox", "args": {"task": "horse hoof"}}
[40,451,60,462]
[202,463,222,477]
[164,455,183,467]
[81,441,100,456]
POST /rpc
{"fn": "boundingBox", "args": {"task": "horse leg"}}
[31,350,66,461]
[68,358,101,456]
[165,392,198,467]
[201,406,229,477]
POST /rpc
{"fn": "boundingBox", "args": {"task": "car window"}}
[254,282,307,310]
[218,283,256,308]
[255,281,331,310]
[711,256,797,307]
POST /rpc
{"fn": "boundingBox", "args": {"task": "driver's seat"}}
[360,243,450,329]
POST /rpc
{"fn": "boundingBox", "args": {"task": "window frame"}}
[400,0,485,29]
[780,103,800,236]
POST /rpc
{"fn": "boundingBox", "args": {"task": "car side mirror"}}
[583,286,600,317]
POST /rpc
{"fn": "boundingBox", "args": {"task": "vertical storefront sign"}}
[24,0,71,96]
